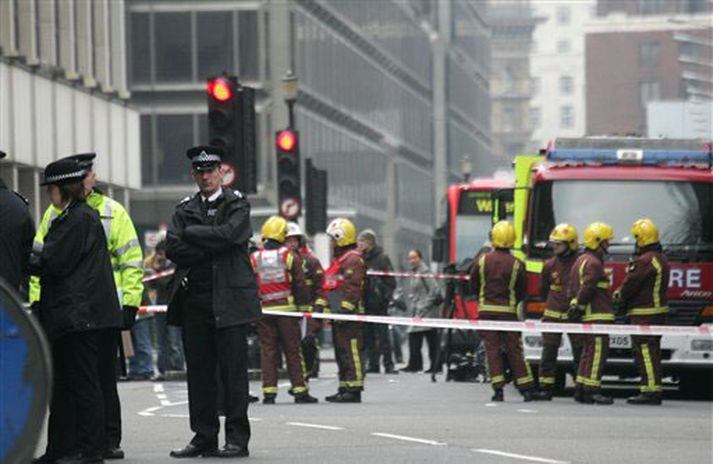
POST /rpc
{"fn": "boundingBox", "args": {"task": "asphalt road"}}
[35,360,712,464]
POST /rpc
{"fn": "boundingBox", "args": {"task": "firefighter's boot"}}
[521,389,534,402]
[627,393,661,405]
[294,392,319,404]
[532,390,553,401]
[262,394,276,405]
[491,388,504,402]
[325,390,361,403]
[582,392,613,405]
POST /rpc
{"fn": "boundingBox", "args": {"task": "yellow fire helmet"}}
[631,218,660,247]
[261,215,289,244]
[582,222,615,250]
[326,218,357,247]
[490,220,516,249]
[549,223,578,251]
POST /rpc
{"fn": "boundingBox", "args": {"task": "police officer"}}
[532,224,583,401]
[323,218,367,403]
[470,221,534,402]
[285,222,327,379]
[251,216,318,404]
[614,219,669,405]
[166,146,260,458]
[0,150,35,296]
[30,153,143,460]
[30,159,123,464]
[568,222,615,405]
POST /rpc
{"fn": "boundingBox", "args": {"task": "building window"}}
[559,75,573,95]
[130,13,151,84]
[502,106,515,132]
[640,80,661,108]
[154,13,192,82]
[556,7,571,25]
[639,41,661,67]
[560,105,574,128]
[557,39,571,54]
[529,107,541,130]
[197,12,234,78]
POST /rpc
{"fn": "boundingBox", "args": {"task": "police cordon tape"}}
[138,305,713,338]
[141,268,469,283]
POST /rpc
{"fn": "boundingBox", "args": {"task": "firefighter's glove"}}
[122,305,139,330]
[567,302,583,322]
[612,290,625,316]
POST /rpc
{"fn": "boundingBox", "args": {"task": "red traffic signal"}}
[207,78,233,102]
[276,130,297,152]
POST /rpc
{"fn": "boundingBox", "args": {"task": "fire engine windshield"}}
[455,190,504,262]
[530,180,713,256]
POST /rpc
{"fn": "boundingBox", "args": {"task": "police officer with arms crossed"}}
[30,153,144,460]
[30,159,123,464]
[252,216,318,404]
[285,222,327,379]
[568,222,615,405]
[532,224,583,401]
[470,221,535,402]
[323,218,367,403]
[166,146,260,458]
[614,219,670,405]
[0,150,35,296]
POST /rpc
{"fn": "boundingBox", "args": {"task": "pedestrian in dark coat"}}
[30,158,122,464]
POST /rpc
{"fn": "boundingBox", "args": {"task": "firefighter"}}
[323,218,367,403]
[252,216,318,404]
[30,153,143,461]
[285,222,327,379]
[470,221,534,402]
[568,222,615,405]
[614,219,669,405]
[532,224,583,401]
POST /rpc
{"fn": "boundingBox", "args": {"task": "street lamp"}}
[281,70,298,128]
[460,156,473,183]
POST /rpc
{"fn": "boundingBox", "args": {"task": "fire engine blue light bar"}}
[547,148,712,165]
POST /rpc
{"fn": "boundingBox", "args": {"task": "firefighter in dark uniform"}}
[166,146,260,459]
[30,159,123,464]
[0,150,35,296]
[470,221,535,402]
[285,222,327,379]
[251,216,318,404]
[323,218,367,403]
[568,222,615,405]
[614,218,670,405]
[533,224,583,401]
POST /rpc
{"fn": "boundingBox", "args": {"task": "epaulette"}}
[13,190,29,205]
[177,195,192,206]
[233,190,243,199]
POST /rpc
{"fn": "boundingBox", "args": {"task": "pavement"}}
[35,359,712,464]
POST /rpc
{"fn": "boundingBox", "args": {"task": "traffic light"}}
[206,75,257,194]
[276,129,301,220]
[305,158,328,236]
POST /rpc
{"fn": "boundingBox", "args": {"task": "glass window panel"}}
[154,13,192,82]
[155,114,194,184]
[238,11,259,81]
[140,115,154,186]
[130,13,151,84]
[197,12,234,79]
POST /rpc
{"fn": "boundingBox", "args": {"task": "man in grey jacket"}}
[401,249,442,373]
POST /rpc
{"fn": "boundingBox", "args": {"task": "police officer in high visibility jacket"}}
[30,153,143,460]
[252,216,318,404]
[285,222,327,379]
[568,222,615,405]
[533,224,583,401]
[614,219,670,405]
[323,218,366,403]
[470,221,534,402]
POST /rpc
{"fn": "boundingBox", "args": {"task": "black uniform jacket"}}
[166,189,261,328]
[0,179,35,293]
[31,200,122,340]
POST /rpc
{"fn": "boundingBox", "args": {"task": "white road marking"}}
[387,379,399,383]
[277,381,292,388]
[161,413,189,418]
[157,393,167,400]
[473,449,570,464]
[517,409,538,414]
[484,403,498,407]
[138,406,162,417]
[286,422,344,431]
[371,433,446,446]
[153,384,164,393]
